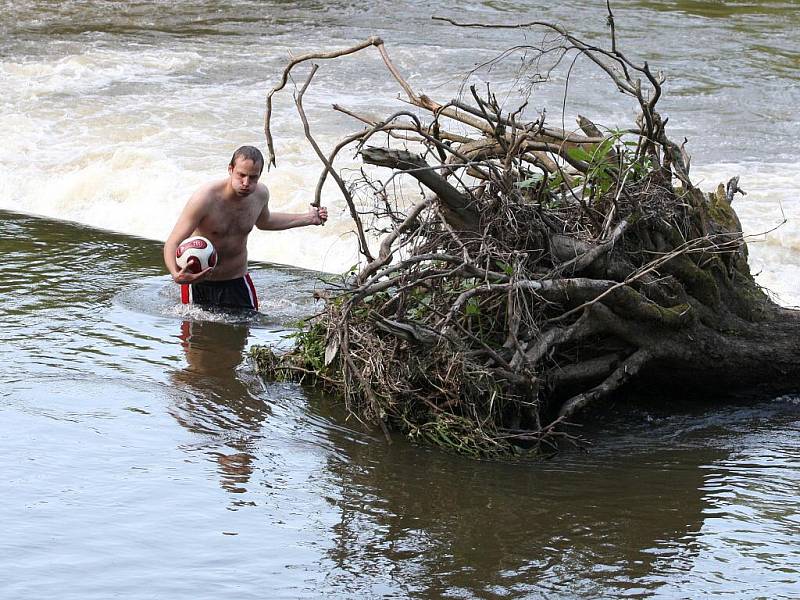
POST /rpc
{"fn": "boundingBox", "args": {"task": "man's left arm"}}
[255,197,328,231]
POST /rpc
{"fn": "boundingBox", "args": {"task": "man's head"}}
[229,145,264,174]
[228,145,265,197]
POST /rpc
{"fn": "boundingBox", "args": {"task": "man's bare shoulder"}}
[186,178,227,208]
[254,182,269,204]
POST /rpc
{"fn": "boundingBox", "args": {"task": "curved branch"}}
[356,194,434,284]
[264,36,384,167]
[294,64,374,261]
[557,348,651,419]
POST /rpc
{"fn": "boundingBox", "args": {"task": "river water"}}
[1,1,799,598]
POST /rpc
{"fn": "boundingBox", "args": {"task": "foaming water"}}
[693,161,800,306]
[1,0,798,285]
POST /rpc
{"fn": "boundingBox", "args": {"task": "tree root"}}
[254,7,797,457]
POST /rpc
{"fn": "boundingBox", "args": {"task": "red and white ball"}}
[176,236,217,273]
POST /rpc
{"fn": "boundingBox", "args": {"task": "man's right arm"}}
[163,190,213,285]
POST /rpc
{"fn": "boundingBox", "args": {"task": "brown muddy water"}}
[2,210,799,598]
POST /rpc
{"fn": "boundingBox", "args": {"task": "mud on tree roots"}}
[252,9,798,457]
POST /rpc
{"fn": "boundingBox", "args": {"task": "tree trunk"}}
[627,308,800,399]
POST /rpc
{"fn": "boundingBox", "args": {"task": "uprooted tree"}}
[252,9,800,457]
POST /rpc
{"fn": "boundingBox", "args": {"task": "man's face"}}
[228,158,262,197]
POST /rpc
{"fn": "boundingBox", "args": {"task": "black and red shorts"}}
[181,274,259,311]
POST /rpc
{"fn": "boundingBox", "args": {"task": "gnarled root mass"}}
[252,12,800,457]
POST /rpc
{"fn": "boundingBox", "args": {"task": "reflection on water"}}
[314,400,800,598]
[170,318,268,497]
[320,434,716,598]
[1,207,800,596]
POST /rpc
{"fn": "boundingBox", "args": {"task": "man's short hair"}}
[229,145,265,174]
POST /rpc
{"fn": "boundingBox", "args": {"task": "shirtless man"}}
[163,145,328,310]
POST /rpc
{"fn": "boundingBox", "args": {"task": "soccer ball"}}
[176,236,217,273]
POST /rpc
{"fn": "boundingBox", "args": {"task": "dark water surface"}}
[2,211,800,598]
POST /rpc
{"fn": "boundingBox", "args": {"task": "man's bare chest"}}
[203,202,261,239]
